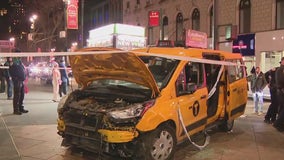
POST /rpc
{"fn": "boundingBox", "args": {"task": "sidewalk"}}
[0,114,20,160]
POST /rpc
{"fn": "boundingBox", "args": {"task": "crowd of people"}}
[0,49,70,115]
[249,57,284,132]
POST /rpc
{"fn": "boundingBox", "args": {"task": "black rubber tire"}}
[139,125,177,160]
[219,119,234,132]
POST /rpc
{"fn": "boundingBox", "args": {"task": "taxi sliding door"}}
[226,60,248,120]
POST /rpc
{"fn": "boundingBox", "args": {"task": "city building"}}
[83,0,123,46]
[122,0,284,73]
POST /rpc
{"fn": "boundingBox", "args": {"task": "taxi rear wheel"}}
[219,119,234,132]
[141,125,177,160]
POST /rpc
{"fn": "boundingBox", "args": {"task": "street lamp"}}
[0,8,7,16]
[30,14,38,30]
[28,14,38,52]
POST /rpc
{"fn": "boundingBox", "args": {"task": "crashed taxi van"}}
[57,47,248,159]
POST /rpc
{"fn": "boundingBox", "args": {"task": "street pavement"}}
[0,79,284,160]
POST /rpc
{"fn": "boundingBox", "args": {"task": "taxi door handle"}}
[200,95,206,99]
[232,88,237,92]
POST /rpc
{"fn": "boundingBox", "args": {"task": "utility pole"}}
[213,0,219,50]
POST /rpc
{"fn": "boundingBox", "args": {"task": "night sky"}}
[0,0,10,39]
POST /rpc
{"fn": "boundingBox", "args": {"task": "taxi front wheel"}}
[140,125,177,160]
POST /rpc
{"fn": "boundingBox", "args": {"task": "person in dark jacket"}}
[264,67,278,123]
[9,57,28,115]
[4,57,13,99]
[249,66,267,115]
[58,58,69,97]
[273,57,284,132]
[0,64,5,93]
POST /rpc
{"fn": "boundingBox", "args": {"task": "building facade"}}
[122,0,284,73]
[84,0,123,44]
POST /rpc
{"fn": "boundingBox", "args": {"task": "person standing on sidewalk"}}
[52,62,61,102]
[264,67,278,123]
[273,57,284,132]
[58,58,68,97]
[249,66,267,116]
[4,57,13,100]
[9,57,28,115]
[0,64,5,93]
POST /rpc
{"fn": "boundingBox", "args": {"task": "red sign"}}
[67,0,78,29]
[185,30,207,48]
[148,11,160,27]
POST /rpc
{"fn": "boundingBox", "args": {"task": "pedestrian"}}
[249,66,267,115]
[264,67,278,124]
[9,57,28,115]
[4,57,13,100]
[58,57,69,97]
[52,62,61,102]
[273,57,284,132]
[0,64,5,93]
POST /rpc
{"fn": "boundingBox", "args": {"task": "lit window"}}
[162,16,168,40]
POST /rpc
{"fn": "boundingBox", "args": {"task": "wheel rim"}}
[150,130,174,160]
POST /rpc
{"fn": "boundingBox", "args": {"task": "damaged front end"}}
[57,85,155,157]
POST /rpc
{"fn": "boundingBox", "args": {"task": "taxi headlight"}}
[107,100,155,123]
[108,103,144,120]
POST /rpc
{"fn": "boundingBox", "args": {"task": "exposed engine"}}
[58,89,150,156]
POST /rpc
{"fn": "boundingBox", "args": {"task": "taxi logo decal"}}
[192,101,200,117]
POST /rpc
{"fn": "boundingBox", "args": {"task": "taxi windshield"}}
[139,56,179,89]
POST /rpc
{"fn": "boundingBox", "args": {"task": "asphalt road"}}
[0,78,283,160]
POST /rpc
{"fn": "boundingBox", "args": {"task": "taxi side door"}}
[226,59,248,120]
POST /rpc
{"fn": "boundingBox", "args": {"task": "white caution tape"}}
[0,50,244,67]
[0,66,71,70]
[208,65,225,99]
[177,105,210,150]
[0,51,127,58]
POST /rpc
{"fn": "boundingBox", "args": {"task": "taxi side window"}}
[227,59,245,83]
[176,62,204,96]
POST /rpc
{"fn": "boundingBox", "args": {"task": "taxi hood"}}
[69,51,160,97]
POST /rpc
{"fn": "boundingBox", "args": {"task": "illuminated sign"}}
[148,11,160,27]
[232,34,255,56]
[156,40,174,47]
[67,0,78,29]
[88,23,146,50]
[185,30,207,48]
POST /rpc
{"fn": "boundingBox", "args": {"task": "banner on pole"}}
[67,0,78,29]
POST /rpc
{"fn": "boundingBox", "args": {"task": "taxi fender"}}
[136,107,178,132]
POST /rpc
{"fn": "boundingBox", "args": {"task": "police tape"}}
[0,50,243,67]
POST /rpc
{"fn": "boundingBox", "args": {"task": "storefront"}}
[255,29,284,73]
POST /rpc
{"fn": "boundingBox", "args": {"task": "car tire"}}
[139,125,177,160]
[219,119,234,132]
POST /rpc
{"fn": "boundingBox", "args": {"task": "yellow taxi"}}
[57,46,248,159]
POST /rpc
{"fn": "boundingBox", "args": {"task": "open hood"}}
[69,51,160,97]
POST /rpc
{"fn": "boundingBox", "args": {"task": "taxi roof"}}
[132,47,242,61]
